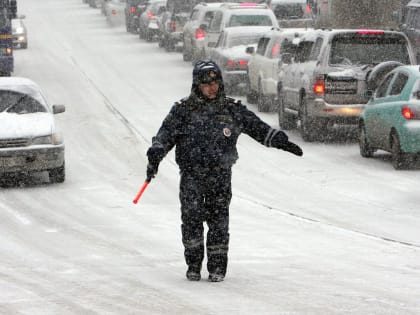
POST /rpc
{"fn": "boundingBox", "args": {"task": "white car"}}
[12,17,28,49]
[209,26,272,95]
[246,27,306,112]
[104,0,126,26]
[0,77,65,183]
[182,2,225,63]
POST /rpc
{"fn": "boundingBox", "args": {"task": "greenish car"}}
[359,65,420,169]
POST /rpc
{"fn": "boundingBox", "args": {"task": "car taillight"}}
[226,60,248,69]
[356,30,384,35]
[313,78,325,95]
[130,6,136,13]
[402,106,420,119]
[195,28,205,40]
[170,21,176,32]
[271,43,279,58]
[147,12,154,19]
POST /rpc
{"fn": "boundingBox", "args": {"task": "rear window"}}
[273,4,304,19]
[227,14,274,27]
[330,34,411,66]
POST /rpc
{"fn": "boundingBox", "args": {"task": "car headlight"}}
[32,134,63,145]
[15,27,24,34]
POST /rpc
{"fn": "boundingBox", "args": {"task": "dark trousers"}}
[179,167,232,275]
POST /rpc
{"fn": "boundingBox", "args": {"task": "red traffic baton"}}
[133,177,152,204]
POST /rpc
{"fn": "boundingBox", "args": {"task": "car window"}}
[203,11,215,24]
[309,37,323,61]
[256,37,270,55]
[227,33,264,48]
[227,14,273,27]
[0,91,47,114]
[375,73,395,98]
[273,3,304,20]
[209,11,223,31]
[330,35,411,65]
[390,72,409,96]
[190,9,199,20]
[295,40,313,63]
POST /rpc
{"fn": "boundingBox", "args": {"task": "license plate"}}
[325,80,357,94]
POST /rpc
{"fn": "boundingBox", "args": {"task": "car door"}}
[261,34,283,96]
[248,36,270,92]
[375,71,410,149]
[365,72,395,147]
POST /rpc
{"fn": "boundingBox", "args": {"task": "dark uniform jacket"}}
[152,91,280,171]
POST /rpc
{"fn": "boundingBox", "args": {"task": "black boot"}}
[186,264,201,281]
[208,267,225,282]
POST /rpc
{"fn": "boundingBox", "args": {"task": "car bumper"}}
[0,145,65,174]
[310,98,366,124]
[400,121,420,153]
[13,35,27,48]
[223,71,248,87]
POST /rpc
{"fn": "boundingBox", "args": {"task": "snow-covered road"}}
[0,1,419,314]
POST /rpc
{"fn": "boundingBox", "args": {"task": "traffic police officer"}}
[146,60,303,282]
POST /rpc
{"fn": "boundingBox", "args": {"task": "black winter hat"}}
[192,60,223,85]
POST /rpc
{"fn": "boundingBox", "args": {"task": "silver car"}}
[12,17,27,49]
[0,77,65,183]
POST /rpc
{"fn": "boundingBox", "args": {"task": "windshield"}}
[330,36,411,66]
[273,4,304,19]
[227,34,263,48]
[228,14,273,27]
[0,90,47,114]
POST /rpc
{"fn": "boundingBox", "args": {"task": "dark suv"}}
[158,0,192,51]
[125,0,148,33]
[278,29,415,141]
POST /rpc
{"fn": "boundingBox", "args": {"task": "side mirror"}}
[52,104,66,114]
[415,91,420,99]
[281,52,293,64]
[364,90,373,101]
[246,46,255,54]
[199,24,208,32]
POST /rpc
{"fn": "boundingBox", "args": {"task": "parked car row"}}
[81,1,420,169]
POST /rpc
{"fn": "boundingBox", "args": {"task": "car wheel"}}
[359,123,374,157]
[49,163,65,183]
[182,41,192,62]
[278,92,296,130]
[257,82,270,112]
[300,97,317,142]
[391,132,409,170]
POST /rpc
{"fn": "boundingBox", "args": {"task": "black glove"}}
[146,145,165,179]
[281,141,303,156]
[147,145,165,164]
[271,131,303,157]
[147,162,159,180]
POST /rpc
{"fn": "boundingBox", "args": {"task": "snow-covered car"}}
[359,64,420,169]
[209,26,272,94]
[204,2,279,58]
[12,17,28,49]
[104,0,126,26]
[182,2,225,63]
[138,0,167,42]
[0,77,66,183]
[246,27,307,112]
[278,29,416,142]
[269,0,314,28]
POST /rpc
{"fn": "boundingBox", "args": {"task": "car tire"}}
[257,81,270,112]
[300,96,317,142]
[182,41,192,62]
[391,132,410,170]
[278,92,296,130]
[49,163,65,183]
[359,123,374,157]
